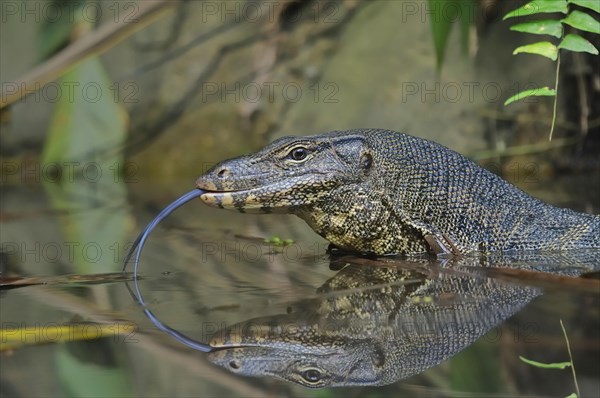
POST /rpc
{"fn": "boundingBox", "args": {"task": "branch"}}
[0,0,179,109]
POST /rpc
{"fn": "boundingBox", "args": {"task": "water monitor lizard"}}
[207,253,599,387]
[196,128,600,255]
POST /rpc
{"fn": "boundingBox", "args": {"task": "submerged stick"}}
[123,189,213,352]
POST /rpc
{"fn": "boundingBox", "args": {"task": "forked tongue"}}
[123,189,214,352]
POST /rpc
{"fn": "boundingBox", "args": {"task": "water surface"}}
[1,180,599,397]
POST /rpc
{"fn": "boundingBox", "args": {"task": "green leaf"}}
[504,87,556,105]
[519,356,572,369]
[38,0,86,59]
[428,0,476,70]
[459,1,476,56]
[513,41,559,60]
[448,342,502,392]
[57,346,133,397]
[42,57,128,168]
[565,393,578,398]
[569,0,600,14]
[428,0,457,69]
[559,33,599,54]
[38,20,72,60]
[504,0,568,20]
[41,57,129,274]
[562,10,600,33]
[510,20,564,38]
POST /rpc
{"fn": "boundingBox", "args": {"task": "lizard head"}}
[207,314,389,388]
[195,132,373,213]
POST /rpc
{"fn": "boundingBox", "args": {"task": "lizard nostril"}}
[217,168,231,178]
[229,360,241,370]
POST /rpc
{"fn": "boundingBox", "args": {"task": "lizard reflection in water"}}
[207,253,599,388]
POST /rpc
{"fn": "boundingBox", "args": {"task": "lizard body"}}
[196,129,599,255]
[207,253,599,387]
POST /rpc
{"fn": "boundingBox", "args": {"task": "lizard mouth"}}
[195,173,319,211]
[197,185,276,211]
[196,177,258,194]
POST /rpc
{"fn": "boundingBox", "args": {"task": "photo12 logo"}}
[201,81,339,104]
[199,1,341,24]
[1,161,140,184]
[1,81,139,105]
[0,1,140,24]
[400,81,551,104]
[0,322,138,345]
[2,240,130,265]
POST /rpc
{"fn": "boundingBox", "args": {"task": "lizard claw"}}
[425,234,462,257]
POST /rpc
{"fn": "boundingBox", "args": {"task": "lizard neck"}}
[294,185,430,254]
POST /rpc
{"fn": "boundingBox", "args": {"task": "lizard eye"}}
[301,368,322,384]
[288,146,309,162]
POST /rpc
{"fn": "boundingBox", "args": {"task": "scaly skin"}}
[207,252,600,387]
[196,129,600,255]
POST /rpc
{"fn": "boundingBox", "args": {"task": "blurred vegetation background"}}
[1,1,599,397]
[1,0,598,195]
